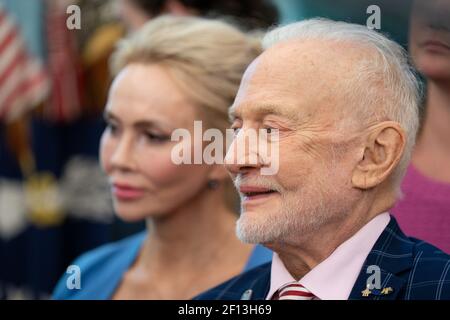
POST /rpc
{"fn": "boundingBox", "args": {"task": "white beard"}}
[236,172,355,245]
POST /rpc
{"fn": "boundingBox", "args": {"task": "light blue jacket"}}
[52,232,272,299]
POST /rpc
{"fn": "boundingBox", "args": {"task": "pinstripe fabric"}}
[195,216,450,300]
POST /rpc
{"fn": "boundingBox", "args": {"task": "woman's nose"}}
[110,134,136,172]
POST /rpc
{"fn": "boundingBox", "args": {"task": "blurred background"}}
[0,0,426,299]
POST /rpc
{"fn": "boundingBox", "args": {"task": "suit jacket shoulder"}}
[350,218,450,300]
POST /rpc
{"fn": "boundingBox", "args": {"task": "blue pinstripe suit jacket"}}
[195,216,450,300]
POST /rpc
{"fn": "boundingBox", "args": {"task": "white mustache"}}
[233,175,282,193]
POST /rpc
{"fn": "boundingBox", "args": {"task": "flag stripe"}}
[0,7,48,121]
[0,25,18,55]
[0,70,47,120]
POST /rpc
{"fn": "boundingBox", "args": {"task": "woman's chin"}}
[114,211,147,223]
[415,54,450,80]
[113,204,153,222]
[113,205,169,223]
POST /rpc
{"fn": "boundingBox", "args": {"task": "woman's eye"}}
[106,122,119,135]
[144,132,169,143]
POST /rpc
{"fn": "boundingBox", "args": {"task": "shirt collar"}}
[266,212,390,300]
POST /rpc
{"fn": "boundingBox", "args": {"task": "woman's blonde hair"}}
[110,15,262,131]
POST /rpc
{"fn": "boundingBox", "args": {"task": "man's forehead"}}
[230,38,370,121]
[235,43,318,100]
[258,39,363,76]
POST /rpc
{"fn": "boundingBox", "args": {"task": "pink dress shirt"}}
[266,212,390,300]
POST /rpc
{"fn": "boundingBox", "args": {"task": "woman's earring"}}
[207,180,220,190]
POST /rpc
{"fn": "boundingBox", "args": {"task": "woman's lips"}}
[112,183,146,201]
[422,40,450,53]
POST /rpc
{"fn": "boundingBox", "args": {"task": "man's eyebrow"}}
[256,104,296,119]
[229,104,298,122]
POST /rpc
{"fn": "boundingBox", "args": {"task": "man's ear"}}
[352,121,406,189]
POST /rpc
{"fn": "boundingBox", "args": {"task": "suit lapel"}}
[349,216,413,300]
[205,263,271,300]
[242,265,271,300]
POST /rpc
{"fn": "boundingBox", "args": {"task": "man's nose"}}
[224,128,263,175]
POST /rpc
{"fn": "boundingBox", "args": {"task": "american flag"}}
[44,0,84,123]
[0,6,49,122]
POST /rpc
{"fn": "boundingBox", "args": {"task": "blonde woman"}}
[52,16,271,300]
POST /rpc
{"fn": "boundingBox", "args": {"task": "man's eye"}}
[230,119,242,135]
[230,121,241,135]
[263,127,277,134]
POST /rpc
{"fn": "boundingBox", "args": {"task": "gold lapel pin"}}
[362,286,394,297]
[361,287,372,297]
[381,287,393,295]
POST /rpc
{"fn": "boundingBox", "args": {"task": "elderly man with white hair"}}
[196,19,450,300]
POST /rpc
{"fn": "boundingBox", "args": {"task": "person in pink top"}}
[391,0,450,253]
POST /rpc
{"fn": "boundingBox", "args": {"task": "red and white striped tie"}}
[273,282,316,300]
